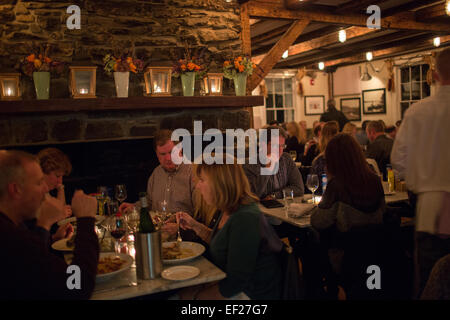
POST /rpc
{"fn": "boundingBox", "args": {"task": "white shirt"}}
[391,85,450,234]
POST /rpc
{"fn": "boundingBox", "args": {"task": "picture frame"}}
[304,95,325,115]
[362,88,386,114]
[340,97,361,121]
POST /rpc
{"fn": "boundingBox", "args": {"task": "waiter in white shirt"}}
[391,48,450,298]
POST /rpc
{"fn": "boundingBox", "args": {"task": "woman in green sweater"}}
[176,157,283,300]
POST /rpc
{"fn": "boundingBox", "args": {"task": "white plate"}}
[96,253,133,283]
[162,241,205,264]
[161,266,200,281]
[52,238,74,251]
[57,215,105,226]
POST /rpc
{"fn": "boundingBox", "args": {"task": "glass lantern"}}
[69,66,97,98]
[204,73,223,96]
[144,67,172,96]
[0,73,21,100]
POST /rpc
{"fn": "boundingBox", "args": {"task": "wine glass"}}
[125,207,140,236]
[115,184,127,204]
[306,174,319,204]
[289,150,297,162]
[110,215,127,254]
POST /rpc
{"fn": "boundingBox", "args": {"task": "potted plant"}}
[172,46,206,96]
[20,44,65,100]
[223,55,256,96]
[103,50,144,98]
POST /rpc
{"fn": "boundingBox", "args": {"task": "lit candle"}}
[80,88,88,94]
[211,84,217,93]
[6,87,12,96]
[154,85,162,93]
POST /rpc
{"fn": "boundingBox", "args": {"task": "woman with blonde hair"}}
[176,156,283,300]
[342,122,357,138]
[311,121,339,193]
[285,121,307,162]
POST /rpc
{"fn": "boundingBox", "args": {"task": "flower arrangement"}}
[20,45,65,77]
[103,53,144,75]
[172,45,206,79]
[223,56,256,80]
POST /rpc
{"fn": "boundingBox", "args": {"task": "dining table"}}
[260,191,410,229]
[91,254,226,300]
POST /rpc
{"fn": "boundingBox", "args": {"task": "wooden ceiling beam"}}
[416,2,448,20]
[247,2,450,32]
[252,26,377,64]
[240,2,252,57]
[248,19,310,92]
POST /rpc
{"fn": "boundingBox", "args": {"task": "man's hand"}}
[37,194,66,230]
[64,205,72,218]
[71,190,97,218]
[52,223,74,242]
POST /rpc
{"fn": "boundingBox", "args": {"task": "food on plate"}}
[162,242,194,260]
[97,256,126,275]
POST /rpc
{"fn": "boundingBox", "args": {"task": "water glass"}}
[282,189,294,207]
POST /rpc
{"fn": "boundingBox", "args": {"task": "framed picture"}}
[362,88,386,114]
[304,95,325,115]
[340,97,361,121]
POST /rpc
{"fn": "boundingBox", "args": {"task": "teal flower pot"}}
[181,72,195,96]
[233,72,247,96]
[33,71,50,100]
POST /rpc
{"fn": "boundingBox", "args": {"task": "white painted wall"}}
[252,48,439,130]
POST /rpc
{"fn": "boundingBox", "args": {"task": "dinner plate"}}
[96,252,133,283]
[52,238,74,251]
[57,215,105,226]
[161,266,200,281]
[162,241,205,264]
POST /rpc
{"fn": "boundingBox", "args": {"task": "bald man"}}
[391,48,450,298]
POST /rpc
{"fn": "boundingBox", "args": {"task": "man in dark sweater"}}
[365,120,394,180]
[0,150,99,300]
[320,99,349,132]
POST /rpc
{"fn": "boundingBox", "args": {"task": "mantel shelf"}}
[0,96,264,115]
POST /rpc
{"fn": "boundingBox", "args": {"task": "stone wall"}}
[0,107,251,147]
[0,0,242,99]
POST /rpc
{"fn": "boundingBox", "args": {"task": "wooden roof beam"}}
[248,19,310,92]
[247,2,450,32]
[241,2,252,57]
[416,2,449,21]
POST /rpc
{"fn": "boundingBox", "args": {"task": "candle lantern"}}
[144,67,172,96]
[0,73,21,100]
[204,73,223,96]
[69,66,97,98]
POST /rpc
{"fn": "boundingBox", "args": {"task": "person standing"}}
[320,99,349,132]
[391,48,450,298]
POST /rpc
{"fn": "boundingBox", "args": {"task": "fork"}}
[176,215,182,243]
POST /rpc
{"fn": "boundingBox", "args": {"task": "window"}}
[400,64,430,118]
[265,78,295,124]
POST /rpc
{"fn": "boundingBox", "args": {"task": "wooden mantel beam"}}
[248,19,310,92]
[247,2,450,32]
[252,26,377,65]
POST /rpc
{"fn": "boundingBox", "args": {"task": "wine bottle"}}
[139,192,156,233]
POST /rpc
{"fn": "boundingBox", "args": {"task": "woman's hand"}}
[64,205,72,218]
[177,211,197,231]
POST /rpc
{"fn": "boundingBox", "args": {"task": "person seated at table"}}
[342,122,357,138]
[284,121,306,162]
[311,121,339,194]
[0,150,99,299]
[365,120,394,181]
[301,122,322,166]
[119,129,196,240]
[37,147,73,218]
[243,126,304,200]
[176,157,283,300]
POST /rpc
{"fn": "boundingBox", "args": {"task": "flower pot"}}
[233,72,247,96]
[113,71,130,98]
[180,72,195,96]
[33,71,50,100]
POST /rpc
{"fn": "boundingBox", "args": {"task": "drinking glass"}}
[125,207,140,235]
[289,150,297,162]
[306,174,319,204]
[107,200,119,216]
[115,184,127,204]
[110,215,127,254]
[283,189,295,207]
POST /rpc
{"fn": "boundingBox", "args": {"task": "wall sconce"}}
[203,73,223,96]
[144,67,172,96]
[360,64,372,81]
[0,73,21,100]
[69,66,97,98]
